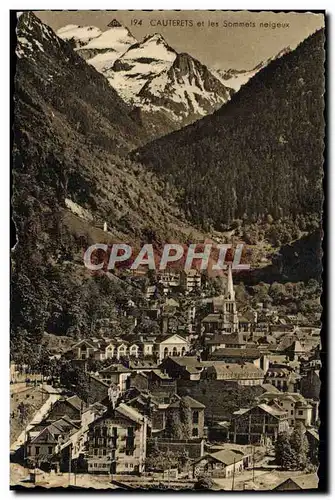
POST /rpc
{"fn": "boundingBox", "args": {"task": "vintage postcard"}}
[11,10,325,490]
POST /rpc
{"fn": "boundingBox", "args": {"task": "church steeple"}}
[222,263,238,333]
[226,263,235,301]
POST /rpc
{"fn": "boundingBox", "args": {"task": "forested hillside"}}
[132,29,325,231]
[12,13,206,361]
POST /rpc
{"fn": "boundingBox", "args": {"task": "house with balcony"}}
[87,403,147,474]
[228,403,289,445]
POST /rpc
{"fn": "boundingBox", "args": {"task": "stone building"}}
[87,403,147,474]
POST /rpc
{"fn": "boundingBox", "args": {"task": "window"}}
[130,463,134,469]
[298,410,304,416]
[192,428,199,437]
[48,446,53,454]
[193,411,199,424]
[102,449,107,456]
[28,446,31,455]
[126,449,134,456]
[125,463,128,468]
[127,427,134,436]
[291,410,294,415]
[94,449,98,456]
[35,446,40,455]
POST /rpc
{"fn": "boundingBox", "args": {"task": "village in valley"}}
[10,264,321,491]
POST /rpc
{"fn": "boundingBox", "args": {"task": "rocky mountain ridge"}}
[57,22,233,128]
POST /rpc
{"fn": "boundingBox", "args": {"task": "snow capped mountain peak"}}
[119,32,177,63]
[16,11,63,60]
[142,32,169,45]
[138,50,232,123]
[104,33,178,102]
[57,22,138,73]
[57,24,102,47]
[38,13,233,129]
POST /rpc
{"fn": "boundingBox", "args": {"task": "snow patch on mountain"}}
[83,26,136,51]
[214,47,291,92]
[57,25,102,46]
[213,67,259,91]
[138,52,232,122]
[58,24,137,72]
[106,33,177,102]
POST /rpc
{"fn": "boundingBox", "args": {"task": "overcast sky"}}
[35,10,324,69]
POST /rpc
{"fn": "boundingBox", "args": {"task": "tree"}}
[269,282,286,303]
[165,409,184,440]
[17,402,29,424]
[59,362,90,402]
[275,431,296,470]
[145,446,180,471]
[165,397,193,440]
[179,398,192,439]
[275,424,310,471]
[290,422,309,470]
[194,476,214,490]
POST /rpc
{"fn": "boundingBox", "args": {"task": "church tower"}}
[223,264,239,332]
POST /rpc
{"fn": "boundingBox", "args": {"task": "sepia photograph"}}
[10,9,325,491]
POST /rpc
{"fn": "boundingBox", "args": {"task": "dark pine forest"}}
[132,29,325,231]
